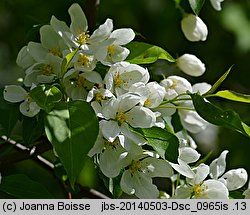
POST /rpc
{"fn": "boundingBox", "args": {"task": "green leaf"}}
[0,88,20,137]
[204,67,232,96]
[211,90,250,103]
[190,93,250,137]
[0,174,54,198]
[45,100,99,187]
[61,48,79,77]
[134,127,179,162]
[125,42,175,64]
[30,85,62,113]
[188,0,205,15]
[22,112,45,146]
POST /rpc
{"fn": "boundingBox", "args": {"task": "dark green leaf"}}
[190,93,249,137]
[45,100,99,187]
[22,112,45,146]
[188,0,205,15]
[211,90,250,104]
[134,127,179,162]
[126,42,175,64]
[204,67,232,96]
[0,174,54,198]
[30,85,62,113]
[61,48,79,77]
[0,88,20,137]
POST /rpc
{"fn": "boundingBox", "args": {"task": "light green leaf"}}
[190,93,250,137]
[204,66,232,96]
[211,90,250,103]
[188,0,205,15]
[45,100,99,187]
[0,174,54,198]
[125,42,175,64]
[61,47,79,77]
[30,85,62,113]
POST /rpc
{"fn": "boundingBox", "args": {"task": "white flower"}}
[210,0,224,11]
[3,85,40,117]
[24,54,62,87]
[120,156,173,198]
[63,68,102,100]
[177,54,206,77]
[16,46,35,69]
[129,82,166,108]
[174,163,229,199]
[209,150,248,191]
[160,75,192,100]
[181,14,208,42]
[72,50,97,72]
[192,82,211,94]
[104,62,149,96]
[100,93,156,142]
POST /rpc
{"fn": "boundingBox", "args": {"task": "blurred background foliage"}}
[0,0,250,198]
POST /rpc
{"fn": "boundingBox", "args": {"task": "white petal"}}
[117,93,141,112]
[210,0,224,11]
[88,132,104,157]
[40,25,61,51]
[68,3,88,36]
[27,42,47,62]
[100,148,122,178]
[209,150,228,179]
[220,168,248,191]
[126,106,156,128]
[4,85,27,102]
[197,179,229,199]
[120,171,159,198]
[100,120,120,142]
[192,82,211,95]
[174,185,192,199]
[142,157,173,177]
[19,101,40,117]
[83,71,102,84]
[192,164,210,185]
[110,28,135,45]
[16,46,35,69]
[170,159,195,178]
[179,147,200,164]
[90,18,113,43]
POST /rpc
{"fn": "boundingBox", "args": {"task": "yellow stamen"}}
[78,32,90,45]
[129,160,142,175]
[116,112,127,125]
[144,98,151,107]
[114,72,123,87]
[49,47,62,57]
[78,53,90,66]
[95,92,105,102]
[193,183,208,198]
[107,44,115,57]
[41,64,53,76]
[76,75,86,87]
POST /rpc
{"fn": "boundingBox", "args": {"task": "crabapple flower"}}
[120,155,173,198]
[129,82,166,108]
[100,93,156,142]
[72,50,97,72]
[181,14,208,42]
[3,85,40,117]
[63,68,102,100]
[177,54,206,77]
[209,150,248,191]
[104,62,150,96]
[210,0,224,11]
[24,54,62,87]
[174,163,229,199]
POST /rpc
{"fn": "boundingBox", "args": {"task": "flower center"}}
[41,64,54,76]
[95,92,106,102]
[107,44,115,57]
[78,53,90,66]
[76,75,86,87]
[78,32,90,45]
[24,93,32,104]
[114,72,123,87]
[104,138,118,150]
[49,47,62,57]
[193,183,208,198]
[116,112,127,125]
[129,160,142,176]
[144,98,151,107]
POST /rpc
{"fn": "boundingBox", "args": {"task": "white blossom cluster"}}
[2,3,248,199]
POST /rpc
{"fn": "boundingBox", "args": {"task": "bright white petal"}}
[100,120,120,142]
[27,42,47,62]
[19,101,40,117]
[126,106,156,128]
[192,82,211,95]
[90,18,113,43]
[170,159,195,179]
[179,147,200,164]
[110,28,135,45]
[209,150,228,179]
[16,46,35,69]
[197,179,229,199]
[192,164,210,185]
[174,185,192,199]
[118,93,141,112]
[220,168,248,191]
[4,85,27,102]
